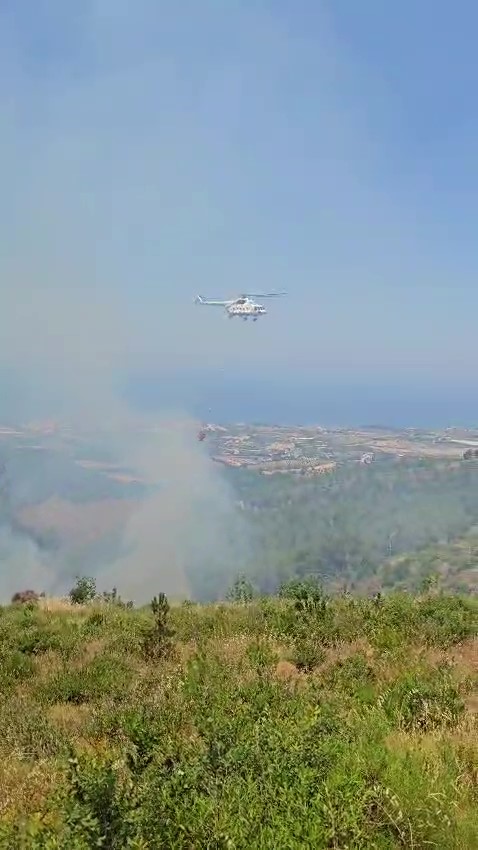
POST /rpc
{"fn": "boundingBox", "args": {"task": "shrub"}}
[69,576,97,605]
[227,574,255,603]
[141,593,175,660]
[380,666,465,732]
[292,632,326,671]
[39,655,133,706]
[101,587,134,609]
[11,589,40,605]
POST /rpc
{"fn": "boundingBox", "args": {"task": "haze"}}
[1,0,478,419]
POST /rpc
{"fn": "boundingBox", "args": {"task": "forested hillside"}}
[208,458,478,599]
[3,438,478,603]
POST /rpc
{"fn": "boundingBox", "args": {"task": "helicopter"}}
[194,291,286,321]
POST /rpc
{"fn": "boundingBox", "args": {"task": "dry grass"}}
[37,596,87,614]
[76,639,107,664]
[211,633,256,664]
[274,660,306,691]
[33,650,64,680]
[0,756,61,821]
[464,694,478,714]
[48,703,92,736]
[317,638,375,671]
[449,637,478,673]
[175,639,199,665]
[386,712,478,764]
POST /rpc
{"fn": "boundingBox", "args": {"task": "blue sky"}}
[1,0,477,422]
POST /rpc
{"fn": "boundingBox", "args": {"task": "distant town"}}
[203,422,478,476]
[0,420,477,480]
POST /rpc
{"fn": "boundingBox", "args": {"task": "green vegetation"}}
[69,577,97,605]
[376,534,478,594]
[4,440,478,602]
[1,586,477,847]
[215,459,478,599]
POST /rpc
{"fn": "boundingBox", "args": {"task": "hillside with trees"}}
[204,458,478,599]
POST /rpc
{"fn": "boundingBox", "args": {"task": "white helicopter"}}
[194,291,286,321]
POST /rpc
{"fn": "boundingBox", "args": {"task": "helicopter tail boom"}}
[194,295,229,306]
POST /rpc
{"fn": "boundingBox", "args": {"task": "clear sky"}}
[1,0,477,422]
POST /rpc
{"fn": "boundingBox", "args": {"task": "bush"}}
[227,574,256,603]
[292,631,326,671]
[101,587,134,609]
[39,655,133,706]
[69,576,97,605]
[141,593,175,660]
[380,666,465,732]
[11,589,40,605]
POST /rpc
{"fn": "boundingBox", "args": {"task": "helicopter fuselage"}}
[226,301,267,321]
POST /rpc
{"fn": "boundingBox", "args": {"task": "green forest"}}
[202,458,478,599]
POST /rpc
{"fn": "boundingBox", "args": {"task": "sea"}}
[1,367,476,431]
[127,372,478,431]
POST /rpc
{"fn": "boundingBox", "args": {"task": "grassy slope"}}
[375,535,478,594]
[0,592,477,848]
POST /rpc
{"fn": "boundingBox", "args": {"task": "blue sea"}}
[1,367,476,431]
[127,372,478,430]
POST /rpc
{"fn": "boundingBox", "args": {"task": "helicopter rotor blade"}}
[238,291,287,299]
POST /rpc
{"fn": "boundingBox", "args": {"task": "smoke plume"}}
[0,2,257,603]
[98,416,254,604]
